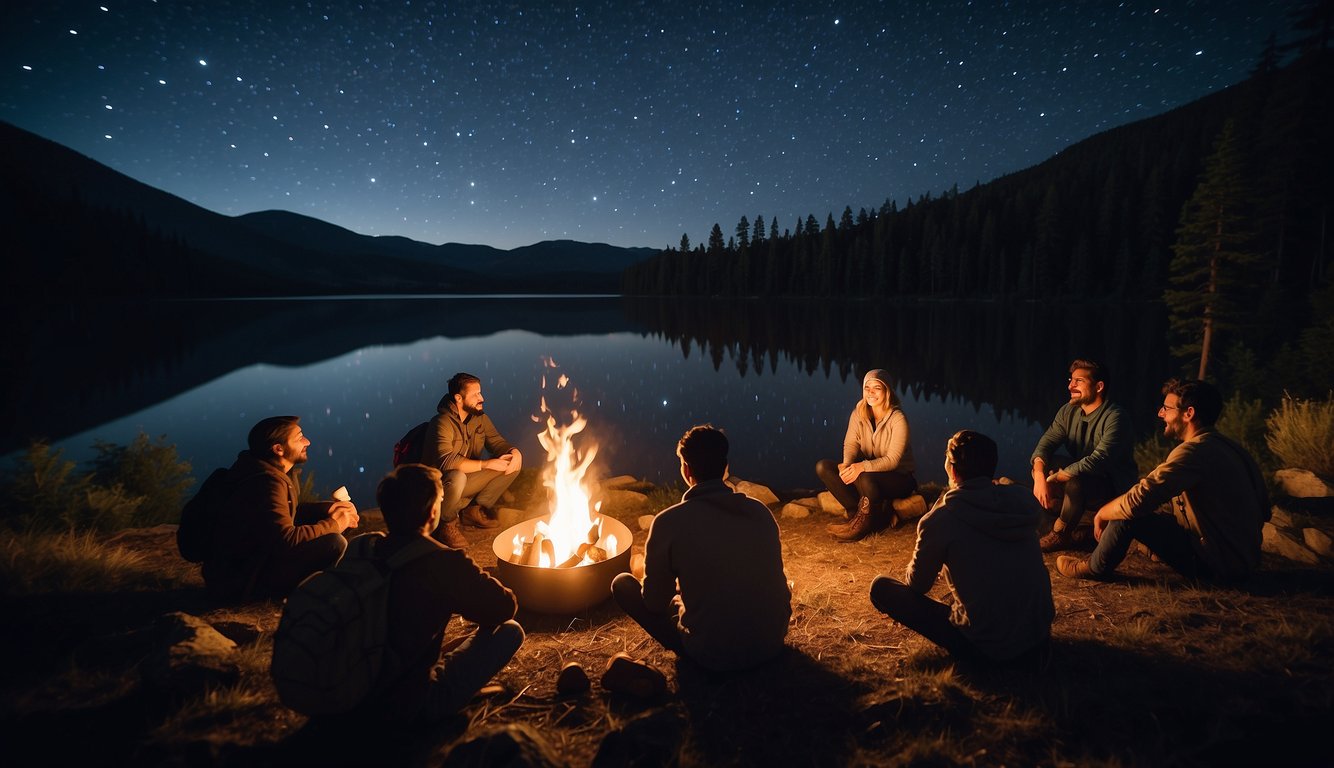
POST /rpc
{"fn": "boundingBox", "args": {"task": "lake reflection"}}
[12,296,1170,504]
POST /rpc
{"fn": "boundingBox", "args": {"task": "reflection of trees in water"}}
[623,297,1172,429]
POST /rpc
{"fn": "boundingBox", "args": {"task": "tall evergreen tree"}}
[1165,121,1261,379]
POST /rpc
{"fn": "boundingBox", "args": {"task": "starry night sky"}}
[1,1,1295,251]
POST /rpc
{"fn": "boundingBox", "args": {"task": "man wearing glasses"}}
[1030,359,1138,552]
[1057,378,1269,583]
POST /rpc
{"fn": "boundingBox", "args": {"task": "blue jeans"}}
[1088,514,1210,580]
[440,467,518,521]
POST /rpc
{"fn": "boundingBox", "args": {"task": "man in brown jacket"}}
[202,416,359,602]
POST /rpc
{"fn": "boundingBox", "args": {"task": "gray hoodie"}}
[905,478,1054,660]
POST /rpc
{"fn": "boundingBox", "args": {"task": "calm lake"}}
[6,296,1172,504]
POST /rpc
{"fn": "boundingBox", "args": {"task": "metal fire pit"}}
[492,515,633,614]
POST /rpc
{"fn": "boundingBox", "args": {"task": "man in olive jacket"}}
[202,416,359,602]
[420,372,523,547]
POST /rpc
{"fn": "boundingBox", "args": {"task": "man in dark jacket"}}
[362,464,523,722]
[202,416,358,602]
[420,372,523,548]
[871,430,1054,664]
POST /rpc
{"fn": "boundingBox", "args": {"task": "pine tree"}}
[1165,121,1261,380]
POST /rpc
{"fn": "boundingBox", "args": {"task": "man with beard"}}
[1058,378,1269,584]
[421,372,523,548]
[202,416,359,602]
[1029,359,1138,552]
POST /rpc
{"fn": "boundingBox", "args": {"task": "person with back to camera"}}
[359,463,524,722]
[870,430,1054,666]
[606,424,791,693]
[419,372,523,549]
[202,415,358,603]
[818,369,919,542]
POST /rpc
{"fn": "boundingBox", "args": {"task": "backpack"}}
[176,467,233,563]
[270,532,439,716]
[392,421,430,467]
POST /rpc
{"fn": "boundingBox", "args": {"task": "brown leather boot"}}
[832,497,877,542]
[434,518,469,549]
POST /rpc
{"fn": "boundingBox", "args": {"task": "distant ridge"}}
[0,123,655,300]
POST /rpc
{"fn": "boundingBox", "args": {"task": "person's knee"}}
[611,572,642,605]
[441,470,467,504]
[869,575,905,611]
[496,619,525,652]
[815,458,838,477]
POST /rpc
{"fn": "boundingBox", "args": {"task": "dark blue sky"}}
[2,1,1295,250]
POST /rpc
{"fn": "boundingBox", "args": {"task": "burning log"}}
[555,520,607,568]
[526,533,547,567]
[509,541,533,565]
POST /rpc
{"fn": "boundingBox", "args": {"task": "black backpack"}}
[392,421,430,467]
[177,468,233,563]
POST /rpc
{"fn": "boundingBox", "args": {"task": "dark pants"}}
[423,620,525,720]
[611,572,685,654]
[815,459,916,515]
[255,532,348,599]
[1052,471,1116,529]
[441,468,518,522]
[869,576,982,661]
[1088,514,1212,580]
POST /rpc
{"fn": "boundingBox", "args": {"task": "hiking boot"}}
[556,661,591,696]
[462,504,499,529]
[1039,526,1074,553]
[1056,555,1096,579]
[832,497,878,542]
[434,519,469,549]
[601,653,667,698]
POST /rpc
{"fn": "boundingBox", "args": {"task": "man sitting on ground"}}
[421,372,523,548]
[361,464,524,722]
[203,416,358,602]
[1031,359,1138,552]
[1058,378,1269,584]
[610,425,791,677]
[871,430,1054,665]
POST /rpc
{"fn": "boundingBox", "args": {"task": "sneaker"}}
[1039,527,1074,553]
[1056,555,1096,579]
[601,653,667,698]
[462,504,499,529]
[434,519,469,549]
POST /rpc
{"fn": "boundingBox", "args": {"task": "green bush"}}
[1217,392,1270,470]
[90,433,194,526]
[1133,434,1173,476]
[1266,393,1334,483]
[1,433,195,532]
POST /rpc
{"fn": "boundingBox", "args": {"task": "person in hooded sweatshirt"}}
[611,424,791,673]
[870,430,1054,665]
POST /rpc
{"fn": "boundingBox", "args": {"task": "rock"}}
[733,480,779,506]
[556,662,591,696]
[780,502,810,519]
[441,723,563,768]
[817,491,844,515]
[792,496,821,509]
[1303,527,1333,558]
[637,514,656,531]
[210,619,267,646]
[602,475,640,491]
[1262,523,1321,565]
[597,489,651,513]
[142,612,240,698]
[592,707,687,768]
[1274,469,1334,498]
[1268,507,1296,529]
[995,476,1016,486]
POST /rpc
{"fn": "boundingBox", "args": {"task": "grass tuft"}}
[1265,392,1334,483]
[0,529,173,595]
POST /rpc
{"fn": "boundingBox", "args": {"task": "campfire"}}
[492,361,631,614]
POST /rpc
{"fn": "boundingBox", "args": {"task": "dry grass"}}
[1266,392,1334,482]
[2,484,1332,766]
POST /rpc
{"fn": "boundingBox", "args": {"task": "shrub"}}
[2,433,195,532]
[1216,392,1270,469]
[90,433,194,526]
[1134,435,1172,476]
[1266,392,1334,483]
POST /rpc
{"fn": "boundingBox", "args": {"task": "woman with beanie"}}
[817,369,918,542]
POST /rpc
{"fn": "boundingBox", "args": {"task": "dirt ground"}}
[4,484,1332,767]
